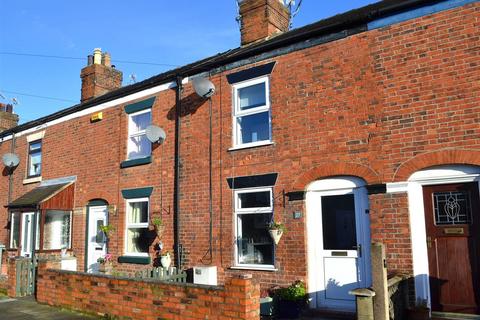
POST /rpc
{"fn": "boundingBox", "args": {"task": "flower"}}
[97,253,113,264]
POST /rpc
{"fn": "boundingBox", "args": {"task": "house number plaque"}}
[443,227,464,235]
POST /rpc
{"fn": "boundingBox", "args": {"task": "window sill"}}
[228,141,274,152]
[230,265,277,272]
[120,156,152,169]
[118,255,151,265]
[23,176,42,185]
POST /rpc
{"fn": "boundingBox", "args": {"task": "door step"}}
[432,312,480,320]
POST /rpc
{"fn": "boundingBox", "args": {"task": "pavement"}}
[0,296,98,320]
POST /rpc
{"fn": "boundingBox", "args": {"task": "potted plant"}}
[152,217,164,239]
[407,298,430,320]
[268,221,286,245]
[97,253,113,274]
[276,281,308,319]
[99,225,114,240]
[160,251,171,268]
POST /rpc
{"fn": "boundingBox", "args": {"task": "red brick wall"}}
[0,1,477,292]
[36,261,259,320]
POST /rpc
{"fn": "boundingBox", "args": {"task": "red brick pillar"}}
[224,274,260,320]
[7,258,17,298]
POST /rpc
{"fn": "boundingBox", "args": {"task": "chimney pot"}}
[102,52,111,67]
[87,55,94,66]
[93,48,102,65]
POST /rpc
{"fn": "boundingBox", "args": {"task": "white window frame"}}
[10,212,20,249]
[232,76,272,148]
[43,210,73,250]
[127,109,151,160]
[234,187,275,270]
[124,197,150,257]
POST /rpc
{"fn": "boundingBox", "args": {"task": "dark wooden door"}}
[423,182,480,314]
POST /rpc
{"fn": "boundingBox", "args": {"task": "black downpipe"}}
[174,76,183,269]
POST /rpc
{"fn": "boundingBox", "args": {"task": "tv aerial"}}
[2,153,20,168]
[146,125,166,144]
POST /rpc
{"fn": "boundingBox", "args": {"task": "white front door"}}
[307,177,371,311]
[21,212,35,257]
[87,206,108,273]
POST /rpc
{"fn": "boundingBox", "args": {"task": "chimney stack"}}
[0,103,19,132]
[80,48,123,103]
[239,0,290,46]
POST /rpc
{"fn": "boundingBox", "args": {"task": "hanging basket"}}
[269,228,284,245]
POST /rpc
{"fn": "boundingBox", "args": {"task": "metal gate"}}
[15,257,36,297]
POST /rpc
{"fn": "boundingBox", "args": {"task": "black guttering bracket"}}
[0,0,445,139]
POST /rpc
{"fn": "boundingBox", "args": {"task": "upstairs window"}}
[27,140,42,178]
[127,109,151,160]
[233,77,271,147]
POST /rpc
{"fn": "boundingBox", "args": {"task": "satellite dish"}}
[193,78,216,98]
[146,125,166,144]
[2,153,19,168]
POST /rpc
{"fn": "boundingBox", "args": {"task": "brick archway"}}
[394,149,480,181]
[292,162,380,191]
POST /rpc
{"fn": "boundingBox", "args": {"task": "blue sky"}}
[0,0,378,124]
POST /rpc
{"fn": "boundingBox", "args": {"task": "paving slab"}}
[0,297,98,320]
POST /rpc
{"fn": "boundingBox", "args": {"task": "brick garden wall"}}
[36,260,259,320]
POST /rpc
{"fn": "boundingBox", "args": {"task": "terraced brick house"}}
[0,0,479,316]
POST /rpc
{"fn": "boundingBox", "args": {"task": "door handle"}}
[427,236,432,248]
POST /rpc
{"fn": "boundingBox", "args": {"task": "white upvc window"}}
[234,187,275,269]
[232,76,272,148]
[43,210,72,250]
[10,212,21,249]
[127,109,151,160]
[125,197,149,256]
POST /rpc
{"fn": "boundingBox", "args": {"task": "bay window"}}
[43,210,72,250]
[125,198,149,256]
[234,188,274,268]
[232,77,271,148]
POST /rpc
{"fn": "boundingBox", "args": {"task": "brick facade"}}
[0,0,478,304]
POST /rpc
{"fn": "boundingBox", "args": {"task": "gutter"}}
[0,0,450,139]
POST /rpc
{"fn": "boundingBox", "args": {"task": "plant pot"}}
[260,297,273,316]
[407,308,430,320]
[269,229,284,245]
[98,263,113,274]
[276,299,301,319]
[160,254,171,268]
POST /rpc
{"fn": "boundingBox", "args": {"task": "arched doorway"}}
[306,176,371,311]
[407,165,480,315]
[85,199,109,273]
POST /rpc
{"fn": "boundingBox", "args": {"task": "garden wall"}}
[36,260,259,320]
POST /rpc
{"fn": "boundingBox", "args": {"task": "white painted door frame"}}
[306,176,371,311]
[389,165,480,307]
